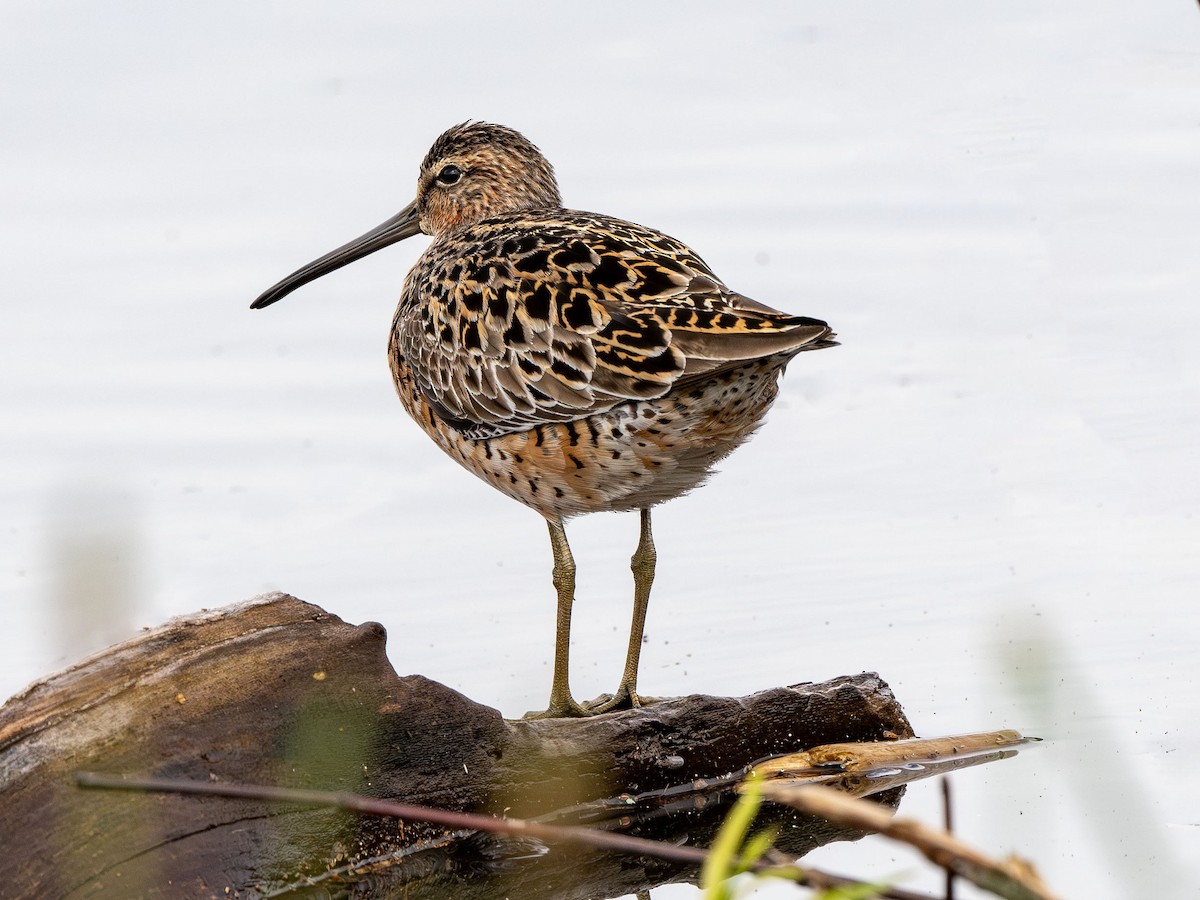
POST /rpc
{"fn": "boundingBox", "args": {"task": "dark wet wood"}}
[0,593,913,899]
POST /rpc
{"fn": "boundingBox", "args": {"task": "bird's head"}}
[415,121,562,237]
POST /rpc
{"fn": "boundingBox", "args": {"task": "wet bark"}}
[0,593,913,899]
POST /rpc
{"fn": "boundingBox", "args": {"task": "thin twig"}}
[942,777,955,900]
[75,771,937,900]
[761,783,1058,900]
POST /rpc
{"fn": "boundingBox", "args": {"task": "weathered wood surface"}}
[0,593,914,899]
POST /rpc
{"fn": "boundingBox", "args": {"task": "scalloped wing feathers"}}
[393,209,834,439]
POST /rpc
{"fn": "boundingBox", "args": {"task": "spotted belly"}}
[390,354,792,519]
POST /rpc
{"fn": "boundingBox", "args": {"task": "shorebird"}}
[252,122,836,718]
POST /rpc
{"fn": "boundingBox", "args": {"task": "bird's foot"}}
[522,696,589,719]
[583,686,642,714]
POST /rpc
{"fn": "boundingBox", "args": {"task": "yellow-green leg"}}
[590,508,656,713]
[526,516,587,719]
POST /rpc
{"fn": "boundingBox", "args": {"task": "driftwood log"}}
[0,593,914,899]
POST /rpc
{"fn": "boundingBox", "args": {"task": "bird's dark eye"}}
[435,165,462,186]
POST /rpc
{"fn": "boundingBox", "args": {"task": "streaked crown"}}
[416,122,563,237]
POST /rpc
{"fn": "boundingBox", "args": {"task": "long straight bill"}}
[251,200,421,309]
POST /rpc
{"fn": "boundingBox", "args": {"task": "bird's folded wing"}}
[397,212,832,439]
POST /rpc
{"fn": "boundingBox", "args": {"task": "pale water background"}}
[3,2,1199,897]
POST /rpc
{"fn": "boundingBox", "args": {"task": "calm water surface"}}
[2,2,1198,897]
